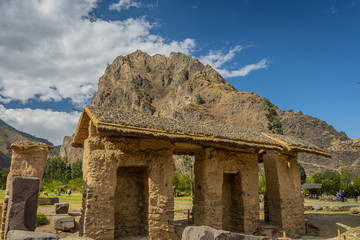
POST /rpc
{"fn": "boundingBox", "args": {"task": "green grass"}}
[39,192,82,207]
[175,195,193,202]
[0,190,5,201]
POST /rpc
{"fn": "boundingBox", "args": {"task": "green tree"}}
[71,159,83,179]
[259,167,266,195]
[0,168,9,188]
[297,163,307,185]
[263,97,283,134]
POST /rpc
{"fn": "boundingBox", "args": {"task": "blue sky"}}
[0,0,359,145]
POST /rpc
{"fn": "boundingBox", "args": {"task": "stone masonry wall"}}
[0,142,51,240]
[80,121,176,240]
[193,148,259,234]
[263,151,305,235]
[115,167,148,237]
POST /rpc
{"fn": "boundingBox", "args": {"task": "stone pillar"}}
[193,148,223,229]
[0,142,52,240]
[80,123,117,240]
[263,151,305,235]
[147,148,175,240]
[4,177,40,235]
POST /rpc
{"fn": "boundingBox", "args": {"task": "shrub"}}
[36,213,47,227]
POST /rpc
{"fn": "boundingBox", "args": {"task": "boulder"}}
[59,238,94,240]
[55,203,69,214]
[38,197,59,205]
[53,215,75,231]
[7,230,59,240]
[304,205,312,211]
[312,205,323,211]
[181,225,287,240]
[350,207,360,214]
[5,177,40,234]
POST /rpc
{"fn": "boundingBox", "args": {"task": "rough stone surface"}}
[350,207,360,214]
[312,205,323,211]
[53,215,75,231]
[6,230,59,240]
[86,50,360,176]
[60,135,84,164]
[0,142,51,240]
[38,197,59,205]
[322,205,356,211]
[4,177,40,234]
[59,238,94,240]
[55,203,69,214]
[263,151,305,235]
[80,122,176,240]
[181,226,288,240]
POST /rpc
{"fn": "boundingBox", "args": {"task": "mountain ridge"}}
[66,50,360,174]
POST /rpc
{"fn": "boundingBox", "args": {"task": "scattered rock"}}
[7,230,59,240]
[350,207,360,214]
[53,215,75,231]
[322,205,354,211]
[43,191,48,196]
[312,205,323,211]
[55,203,69,214]
[38,197,59,205]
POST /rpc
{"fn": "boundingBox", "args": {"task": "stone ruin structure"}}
[72,106,330,240]
[0,142,53,239]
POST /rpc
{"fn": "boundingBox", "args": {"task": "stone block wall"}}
[193,148,259,234]
[115,167,148,237]
[0,142,51,240]
[80,121,176,240]
[263,151,305,235]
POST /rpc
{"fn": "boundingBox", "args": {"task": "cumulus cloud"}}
[199,46,269,78]
[109,0,142,11]
[0,0,196,106]
[0,105,80,145]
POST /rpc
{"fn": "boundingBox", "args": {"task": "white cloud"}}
[109,0,142,11]
[199,46,269,78]
[0,0,196,106]
[0,105,80,145]
[217,58,269,78]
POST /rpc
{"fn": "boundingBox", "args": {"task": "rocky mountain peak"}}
[85,51,360,175]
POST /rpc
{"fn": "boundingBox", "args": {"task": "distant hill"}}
[0,119,53,168]
[87,50,360,175]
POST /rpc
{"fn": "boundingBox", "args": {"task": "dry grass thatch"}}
[72,106,330,157]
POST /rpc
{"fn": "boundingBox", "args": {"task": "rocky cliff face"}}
[85,50,360,175]
[60,135,83,164]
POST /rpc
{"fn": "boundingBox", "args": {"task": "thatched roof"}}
[302,183,322,189]
[72,106,330,157]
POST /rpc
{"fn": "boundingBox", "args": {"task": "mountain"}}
[0,119,53,168]
[87,50,360,175]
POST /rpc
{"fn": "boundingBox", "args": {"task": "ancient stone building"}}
[73,106,330,240]
[0,142,53,239]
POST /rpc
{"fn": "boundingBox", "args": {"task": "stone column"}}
[193,148,223,229]
[0,142,52,240]
[147,148,175,240]
[263,150,305,235]
[80,123,117,240]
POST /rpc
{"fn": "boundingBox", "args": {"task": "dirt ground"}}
[35,199,360,239]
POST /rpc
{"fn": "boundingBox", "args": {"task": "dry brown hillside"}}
[80,50,360,175]
[0,119,53,168]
